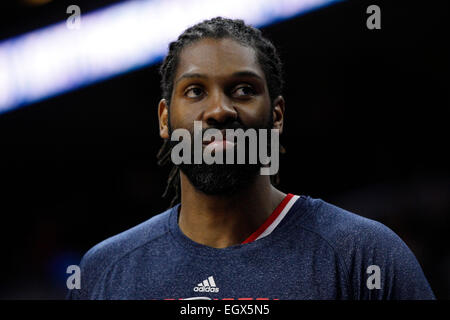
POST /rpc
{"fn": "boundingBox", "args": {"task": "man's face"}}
[158,37,284,195]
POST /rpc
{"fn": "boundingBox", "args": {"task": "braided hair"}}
[157,17,285,207]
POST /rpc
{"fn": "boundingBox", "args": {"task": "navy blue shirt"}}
[67,195,435,300]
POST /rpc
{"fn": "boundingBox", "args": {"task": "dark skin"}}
[158,38,286,248]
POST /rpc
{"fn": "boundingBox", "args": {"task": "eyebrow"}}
[174,73,207,86]
[174,70,264,86]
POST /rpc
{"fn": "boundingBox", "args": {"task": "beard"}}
[178,160,261,195]
[170,115,274,196]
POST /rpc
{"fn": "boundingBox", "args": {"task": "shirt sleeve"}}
[345,221,436,300]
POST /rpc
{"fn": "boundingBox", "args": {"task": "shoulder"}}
[299,197,403,250]
[69,207,175,299]
[86,208,172,263]
[298,197,435,299]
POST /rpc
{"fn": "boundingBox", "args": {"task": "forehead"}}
[174,37,265,81]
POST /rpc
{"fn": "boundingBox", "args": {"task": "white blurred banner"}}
[0,0,339,114]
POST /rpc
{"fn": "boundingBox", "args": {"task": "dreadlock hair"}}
[157,16,286,207]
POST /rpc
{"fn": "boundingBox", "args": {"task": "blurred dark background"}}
[0,0,448,299]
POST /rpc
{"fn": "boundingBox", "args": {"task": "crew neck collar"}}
[167,194,309,258]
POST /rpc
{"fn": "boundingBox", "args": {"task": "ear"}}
[272,96,285,134]
[158,99,170,139]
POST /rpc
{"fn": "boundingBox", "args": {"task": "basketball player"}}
[67,17,435,300]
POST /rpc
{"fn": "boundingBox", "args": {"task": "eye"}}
[185,86,204,98]
[232,85,255,98]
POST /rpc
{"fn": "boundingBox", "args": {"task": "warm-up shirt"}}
[67,194,435,300]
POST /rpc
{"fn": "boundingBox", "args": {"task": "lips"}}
[205,140,235,152]
[202,129,236,151]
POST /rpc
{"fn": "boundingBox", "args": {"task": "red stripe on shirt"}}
[241,193,294,244]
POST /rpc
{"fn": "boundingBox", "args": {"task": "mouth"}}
[202,129,236,151]
[204,140,236,152]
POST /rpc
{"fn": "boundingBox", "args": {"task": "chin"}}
[178,163,261,196]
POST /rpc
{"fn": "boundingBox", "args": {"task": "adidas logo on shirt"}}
[193,276,219,293]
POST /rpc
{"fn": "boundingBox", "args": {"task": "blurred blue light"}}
[0,0,340,114]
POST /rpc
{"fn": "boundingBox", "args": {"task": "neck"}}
[178,172,286,248]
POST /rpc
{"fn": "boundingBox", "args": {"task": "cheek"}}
[169,104,196,130]
[238,99,272,127]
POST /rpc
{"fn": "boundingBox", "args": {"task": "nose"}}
[202,89,238,127]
